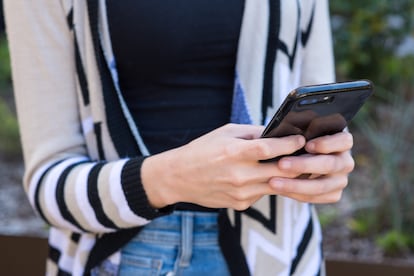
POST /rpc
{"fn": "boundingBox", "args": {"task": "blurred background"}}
[0,0,413,266]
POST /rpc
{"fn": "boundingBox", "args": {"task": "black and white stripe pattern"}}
[27,156,153,234]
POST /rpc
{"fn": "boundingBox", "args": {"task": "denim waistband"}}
[131,211,220,246]
[142,210,219,231]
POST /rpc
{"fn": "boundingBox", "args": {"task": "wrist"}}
[141,151,180,208]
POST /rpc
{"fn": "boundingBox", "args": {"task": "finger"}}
[241,135,306,161]
[269,175,348,203]
[279,190,345,204]
[226,162,301,186]
[228,182,276,202]
[278,151,355,175]
[211,182,275,211]
[306,131,353,154]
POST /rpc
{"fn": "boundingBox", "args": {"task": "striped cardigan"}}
[5,0,335,275]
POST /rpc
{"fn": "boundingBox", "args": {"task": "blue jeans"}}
[119,211,231,276]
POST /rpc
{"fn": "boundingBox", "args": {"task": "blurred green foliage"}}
[330,0,414,256]
[376,230,413,257]
[331,0,414,103]
[0,34,21,158]
[0,35,11,87]
[352,94,414,256]
[0,97,21,157]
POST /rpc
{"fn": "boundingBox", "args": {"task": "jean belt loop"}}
[179,211,194,267]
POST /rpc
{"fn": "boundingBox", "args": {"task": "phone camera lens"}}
[298,96,334,107]
[299,98,318,106]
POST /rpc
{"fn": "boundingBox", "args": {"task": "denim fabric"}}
[91,259,119,276]
[119,211,230,276]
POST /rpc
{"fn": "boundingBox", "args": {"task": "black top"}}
[107,0,244,154]
[107,0,244,211]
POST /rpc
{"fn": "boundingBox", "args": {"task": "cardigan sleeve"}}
[300,0,335,85]
[4,0,170,234]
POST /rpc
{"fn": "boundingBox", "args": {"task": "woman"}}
[4,0,353,275]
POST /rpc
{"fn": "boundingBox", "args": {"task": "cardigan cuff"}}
[121,157,175,220]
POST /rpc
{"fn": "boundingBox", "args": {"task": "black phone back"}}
[261,80,373,140]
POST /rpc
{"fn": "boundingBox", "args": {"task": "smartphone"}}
[260,80,373,161]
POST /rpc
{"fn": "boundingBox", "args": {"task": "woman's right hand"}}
[141,123,305,210]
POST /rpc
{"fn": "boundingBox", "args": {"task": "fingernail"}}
[279,160,291,169]
[271,179,284,189]
[307,142,315,151]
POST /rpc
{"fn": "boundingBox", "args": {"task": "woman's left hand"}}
[269,131,355,203]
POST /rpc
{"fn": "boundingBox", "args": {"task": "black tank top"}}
[107,0,245,211]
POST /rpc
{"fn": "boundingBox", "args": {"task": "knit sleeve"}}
[28,156,171,233]
[4,0,171,234]
[300,0,335,85]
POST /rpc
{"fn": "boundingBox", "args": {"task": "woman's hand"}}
[141,123,306,210]
[269,131,355,203]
